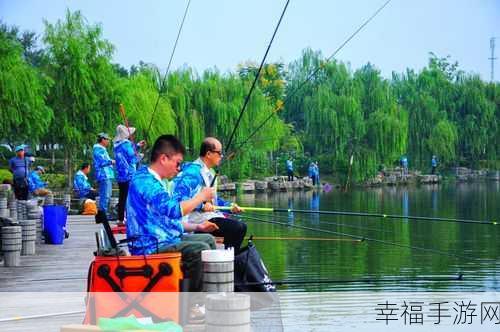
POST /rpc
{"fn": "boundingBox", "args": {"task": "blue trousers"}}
[98,179,112,216]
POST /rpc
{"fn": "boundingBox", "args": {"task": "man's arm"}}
[152,186,215,219]
[174,172,205,211]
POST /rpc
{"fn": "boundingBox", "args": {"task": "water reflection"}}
[310,190,320,225]
[287,195,294,222]
[236,182,500,292]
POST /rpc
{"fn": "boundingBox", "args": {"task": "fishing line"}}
[241,213,471,261]
[232,0,392,151]
[224,0,291,154]
[145,0,192,140]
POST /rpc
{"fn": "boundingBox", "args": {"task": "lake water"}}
[228,181,500,292]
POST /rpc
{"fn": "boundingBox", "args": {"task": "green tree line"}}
[1,11,498,183]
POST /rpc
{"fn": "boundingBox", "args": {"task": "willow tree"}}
[0,25,52,145]
[120,69,177,145]
[43,10,122,184]
[454,74,496,166]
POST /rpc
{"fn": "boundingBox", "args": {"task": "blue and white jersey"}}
[114,139,139,183]
[28,171,46,193]
[172,158,230,224]
[73,170,92,198]
[92,144,114,182]
[126,167,184,255]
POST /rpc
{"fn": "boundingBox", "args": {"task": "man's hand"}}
[231,203,243,214]
[202,202,215,212]
[196,221,219,233]
[198,187,215,202]
[137,140,147,148]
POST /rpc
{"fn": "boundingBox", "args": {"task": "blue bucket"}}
[43,205,68,245]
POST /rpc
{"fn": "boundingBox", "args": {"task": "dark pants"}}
[13,179,29,200]
[159,234,216,292]
[84,190,98,200]
[117,181,130,222]
[287,169,294,181]
[311,175,316,186]
[431,166,436,175]
[209,217,247,254]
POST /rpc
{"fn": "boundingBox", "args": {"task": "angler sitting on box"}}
[126,134,218,291]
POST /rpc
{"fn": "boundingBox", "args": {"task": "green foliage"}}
[1,12,499,183]
[0,26,53,144]
[426,119,457,166]
[42,10,121,152]
[0,169,12,183]
[41,173,67,189]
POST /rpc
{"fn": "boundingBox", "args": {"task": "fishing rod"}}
[248,210,399,237]
[219,205,497,225]
[247,236,362,242]
[145,0,192,140]
[237,274,464,287]
[224,0,290,155]
[231,0,392,152]
[240,214,471,261]
[0,310,85,323]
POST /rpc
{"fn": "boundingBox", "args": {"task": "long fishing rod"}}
[224,0,290,154]
[219,205,497,225]
[145,0,192,140]
[231,0,392,152]
[248,210,398,237]
[237,274,464,287]
[240,214,470,261]
[247,236,363,242]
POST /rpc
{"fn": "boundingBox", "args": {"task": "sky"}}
[1,0,499,81]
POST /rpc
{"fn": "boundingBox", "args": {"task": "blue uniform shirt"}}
[114,139,139,183]
[126,167,184,255]
[73,170,92,198]
[9,157,31,181]
[28,171,47,193]
[92,144,114,182]
[286,160,293,171]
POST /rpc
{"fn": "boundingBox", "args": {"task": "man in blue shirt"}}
[431,155,438,174]
[93,133,115,219]
[9,144,31,200]
[127,134,218,291]
[172,137,246,254]
[113,124,146,226]
[73,163,97,200]
[286,158,294,181]
[28,166,50,196]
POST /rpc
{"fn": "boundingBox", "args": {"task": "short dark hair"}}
[151,135,186,163]
[81,162,90,170]
[199,139,217,157]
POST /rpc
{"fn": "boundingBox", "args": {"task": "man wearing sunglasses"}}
[126,134,218,291]
[172,137,247,254]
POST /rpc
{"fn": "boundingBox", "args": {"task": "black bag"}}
[234,239,278,309]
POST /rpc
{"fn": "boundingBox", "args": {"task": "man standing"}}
[9,144,31,200]
[74,163,97,200]
[28,166,50,196]
[286,157,294,181]
[308,162,316,186]
[173,137,247,253]
[113,124,146,226]
[431,155,438,175]
[314,161,320,186]
[93,133,115,219]
[127,134,218,291]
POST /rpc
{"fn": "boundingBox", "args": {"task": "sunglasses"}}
[163,154,183,169]
[211,150,223,158]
